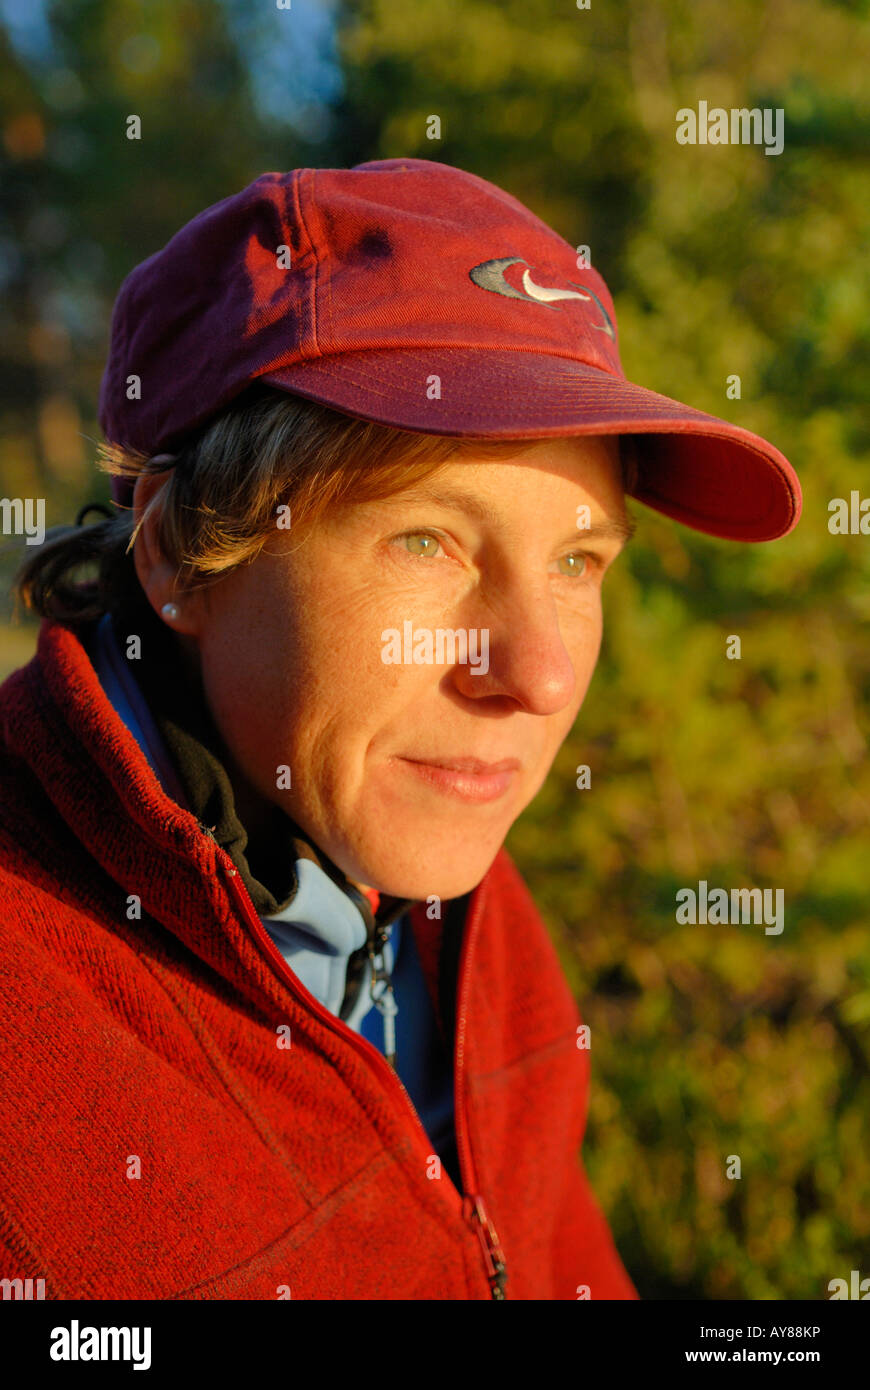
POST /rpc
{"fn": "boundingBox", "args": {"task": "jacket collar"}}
[0,612,420,1028]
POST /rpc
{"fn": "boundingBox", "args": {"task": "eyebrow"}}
[386,485,638,550]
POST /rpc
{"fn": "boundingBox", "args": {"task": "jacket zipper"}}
[339,883,408,1054]
[453,888,509,1300]
[365,918,399,1070]
[216,843,507,1300]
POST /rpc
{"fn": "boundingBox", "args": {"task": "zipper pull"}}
[464,1194,508,1300]
[368,922,399,1071]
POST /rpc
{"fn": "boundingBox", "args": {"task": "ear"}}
[130,470,206,637]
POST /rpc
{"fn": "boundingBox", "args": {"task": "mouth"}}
[395,754,521,803]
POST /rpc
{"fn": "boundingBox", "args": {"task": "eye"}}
[399,530,444,558]
[555,552,588,579]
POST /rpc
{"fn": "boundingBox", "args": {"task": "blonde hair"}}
[13,384,639,627]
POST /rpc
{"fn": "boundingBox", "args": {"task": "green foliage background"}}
[1,0,869,1298]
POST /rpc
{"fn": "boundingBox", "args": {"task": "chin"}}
[348,844,503,905]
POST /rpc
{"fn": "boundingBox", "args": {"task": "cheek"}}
[565,594,604,673]
[194,591,299,743]
[580,613,604,683]
[558,605,604,728]
[195,574,389,762]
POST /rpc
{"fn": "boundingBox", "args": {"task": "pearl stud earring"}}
[161,603,180,622]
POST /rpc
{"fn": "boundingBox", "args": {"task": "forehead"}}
[385,435,628,515]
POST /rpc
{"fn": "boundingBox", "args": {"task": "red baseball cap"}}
[99,157,801,541]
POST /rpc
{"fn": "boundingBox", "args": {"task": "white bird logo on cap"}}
[469,256,615,338]
[520,268,587,302]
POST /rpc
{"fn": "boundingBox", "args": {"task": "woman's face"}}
[140,436,632,902]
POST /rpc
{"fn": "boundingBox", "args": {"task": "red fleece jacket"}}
[0,618,637,1301]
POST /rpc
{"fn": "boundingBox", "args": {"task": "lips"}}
[403,755,521,774]
[395,753,521,804]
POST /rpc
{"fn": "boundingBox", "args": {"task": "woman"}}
[0,158,800,1301]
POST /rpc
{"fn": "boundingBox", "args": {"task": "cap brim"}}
[260,348,801,542]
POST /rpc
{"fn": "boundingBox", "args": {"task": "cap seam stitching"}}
[295,167,321,361]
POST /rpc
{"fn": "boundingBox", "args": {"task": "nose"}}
[452,580,598,716]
